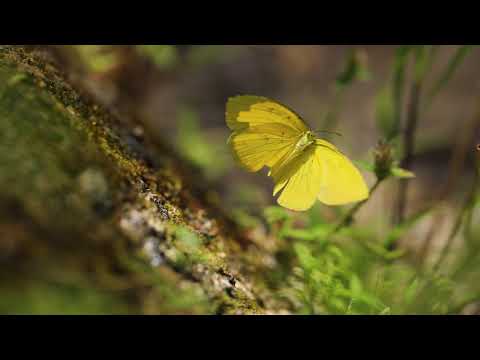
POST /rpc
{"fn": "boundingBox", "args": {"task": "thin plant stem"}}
[393,46,438,227]
[418,211,444,269]
[432,166,479,273]
[424,45,476,112]
[394,80,421,225]
[437,106,480,200]
[450,158,480,279]
[420,105,480,264]
[329,179,382,236]
[390,46,413,141]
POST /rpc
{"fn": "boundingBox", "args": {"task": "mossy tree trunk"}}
[0,46,282,314]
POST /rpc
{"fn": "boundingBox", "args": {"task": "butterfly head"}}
[306,130,316,142]
[295,131,316,151]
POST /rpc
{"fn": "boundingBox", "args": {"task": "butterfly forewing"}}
[229,124,301,171]
[226,95,309,133]
[226,96,308,172]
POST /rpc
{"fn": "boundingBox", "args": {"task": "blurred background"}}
[129,45,480,234]
[1,45,480,314]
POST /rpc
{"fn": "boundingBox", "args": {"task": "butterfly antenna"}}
[313,129,343,137]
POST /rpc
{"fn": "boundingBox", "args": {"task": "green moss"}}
[0,59,114,232]
[0,46,268,315]
[0,280,132,315]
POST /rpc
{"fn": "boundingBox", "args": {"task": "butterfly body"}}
[226,95,369,211]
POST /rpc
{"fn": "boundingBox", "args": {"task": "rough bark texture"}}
[0,46,281,314]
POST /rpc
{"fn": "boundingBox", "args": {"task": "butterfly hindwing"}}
[272,145,323,211]
[272,140,369,211]
[314,140,369,205]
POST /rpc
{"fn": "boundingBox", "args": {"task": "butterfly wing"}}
[229,124,302,172]
[226,95,309,133]
[272,145,324,211]
[314,139,369,205]
[226,95,309,172]
[272,140,369,211]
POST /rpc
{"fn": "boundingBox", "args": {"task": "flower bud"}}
[374,140,394,181]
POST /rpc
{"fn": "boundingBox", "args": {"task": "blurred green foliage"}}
[323,49,371,131]
[335,49,371,91]
[75,45,119,73]
[375,46,412,142]
[136,45,178,69]
[175,107,232,180]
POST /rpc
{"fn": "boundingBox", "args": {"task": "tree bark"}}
[0,46,281,314]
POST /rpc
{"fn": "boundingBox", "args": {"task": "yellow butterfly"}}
[226,95,369,211]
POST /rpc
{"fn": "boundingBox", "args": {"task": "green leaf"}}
[349,274,363,296]
[136,45,178,69]
[375,86,396,139]
[392,46,413,133]
[353,160,375,173]
[232,209,261,229]
[355,160,415,180]
[413,45,435,83]
[379,307,391,315]
[336,49,370,91]
[404,277,421,305]
[263,206,290,224]
[363,241,406,261]
[281,224,334,242]
[75,45,118,73]
[427,45,477,105]
[375,46,414,140]
[293,243,317,273]
[391,166,416,179]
